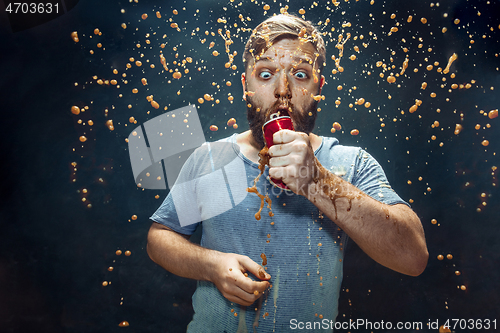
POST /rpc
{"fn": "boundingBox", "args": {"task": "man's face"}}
[242,38,325,149]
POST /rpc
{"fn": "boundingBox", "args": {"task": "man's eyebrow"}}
[292,56,313,65]
[253,55,314,66]
[254,56,275,64]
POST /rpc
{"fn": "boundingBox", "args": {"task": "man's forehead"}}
[264,39,316,57]
[253,39,317,65]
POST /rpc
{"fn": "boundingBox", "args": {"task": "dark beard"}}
[246,95,318,149]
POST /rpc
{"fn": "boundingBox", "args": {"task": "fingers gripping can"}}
[262,113,294,190]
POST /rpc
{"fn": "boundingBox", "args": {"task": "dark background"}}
[1,0,499,332]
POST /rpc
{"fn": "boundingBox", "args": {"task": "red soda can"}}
[262,113,294,190]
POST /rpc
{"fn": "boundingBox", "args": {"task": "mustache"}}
[264,98,295,121]
[246,95,317,149]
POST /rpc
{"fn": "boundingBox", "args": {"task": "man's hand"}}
[209,253,271,306]
[267,129,317,196]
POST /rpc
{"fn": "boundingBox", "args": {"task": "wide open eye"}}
[294,71,307,79]
[259,70,272,79]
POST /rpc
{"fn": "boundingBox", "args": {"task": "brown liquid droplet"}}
[247,146,273,220]
[260,253,267,266]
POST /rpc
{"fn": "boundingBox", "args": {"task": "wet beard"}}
[246,95,319,149]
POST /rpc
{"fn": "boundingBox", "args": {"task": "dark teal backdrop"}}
[1,0,499,332]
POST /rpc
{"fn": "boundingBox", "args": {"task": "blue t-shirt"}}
[150,134,407,332]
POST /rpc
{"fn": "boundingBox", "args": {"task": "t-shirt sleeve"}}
[150,191,200,236]
[351,149,409,206]
[149,138,245,235]
[149,148,202,236]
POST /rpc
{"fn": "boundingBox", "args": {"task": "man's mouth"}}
[276,105,291,117]
[274,98,294,117]
[263,99,294,122]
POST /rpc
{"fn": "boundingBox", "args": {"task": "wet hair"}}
[243,13,326,74]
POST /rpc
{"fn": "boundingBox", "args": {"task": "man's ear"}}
[319,75,325,95]
[241,73,247,101]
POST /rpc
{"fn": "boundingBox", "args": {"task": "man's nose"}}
[274,70,292,99]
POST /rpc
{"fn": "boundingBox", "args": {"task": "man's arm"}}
[147,222,271,305]
[268,130,429,276]
[307,178,427,276]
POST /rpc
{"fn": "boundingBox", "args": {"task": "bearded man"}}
[147,13,428,332]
